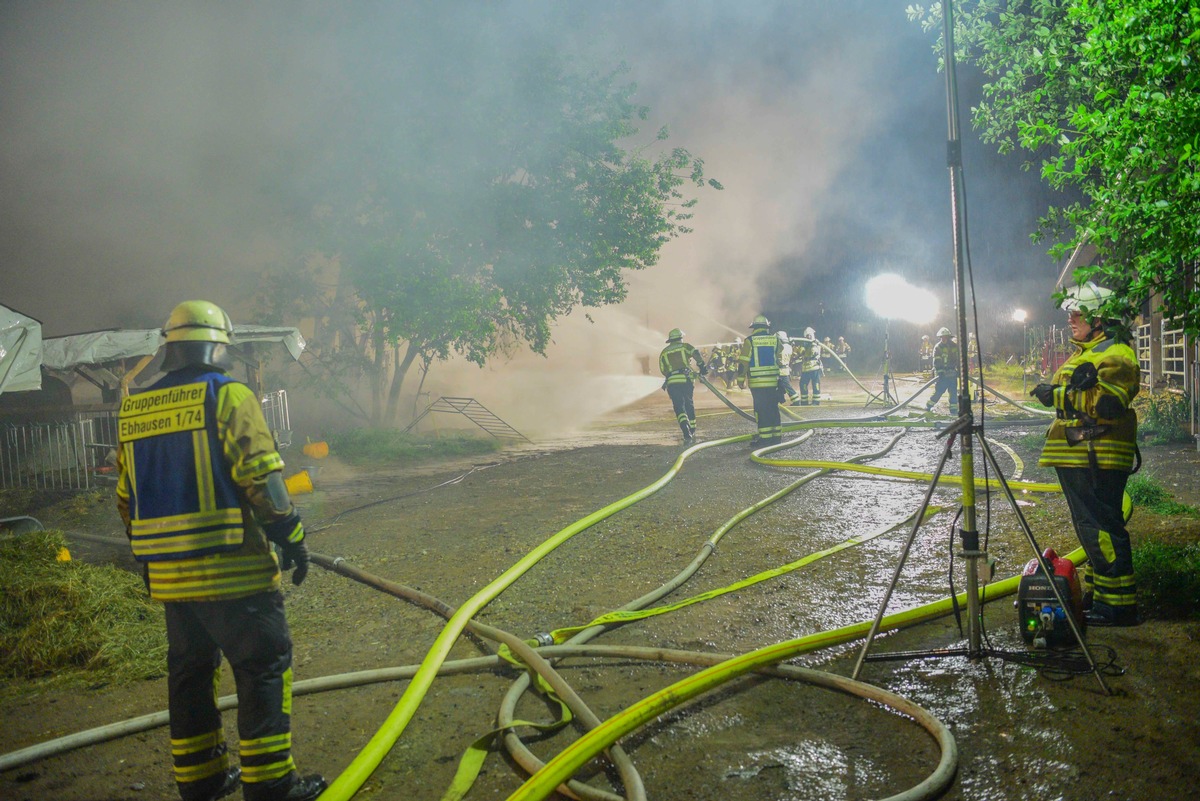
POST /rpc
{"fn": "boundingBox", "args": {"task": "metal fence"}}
[1161,320,1187,385]
[1135,322,1152,388]
[260,389,291,450]
[0,411,119,491]
[1,391,293,491]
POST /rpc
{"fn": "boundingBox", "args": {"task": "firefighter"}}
[835,335,852,370]
[924,327,959,414]
[715,344,735,388]
[658,328,707,442]
[737,315,782,445]
[726,339,742,388]
[116,301,327,801]
[1031,282,1140,626]
[776,331,801,405]
[918,334,934,373]
[796,327,823,405]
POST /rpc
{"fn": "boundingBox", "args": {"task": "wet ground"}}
[3,375,1199,801]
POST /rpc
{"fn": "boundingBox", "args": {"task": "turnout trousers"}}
[798,370,821,404]
[665,381,696,437]
[1055,467,1137,611]
[165,591,299,801]
[750,386,782,442]
[926,372,959,411]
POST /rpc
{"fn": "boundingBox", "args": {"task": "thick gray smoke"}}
[0,1,1060,435]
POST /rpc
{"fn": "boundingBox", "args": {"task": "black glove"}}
[263,512,309,585]
[1067,362,1099,391]
[1031,383,1055,407]
[1095,394,1125,420]
[279,541,310,586]
[699,365,708,376]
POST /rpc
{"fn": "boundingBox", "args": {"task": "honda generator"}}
[1016,548,1083,648]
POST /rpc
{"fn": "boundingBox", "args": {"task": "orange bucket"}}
[302,440,329,459]
[285,470,314,495]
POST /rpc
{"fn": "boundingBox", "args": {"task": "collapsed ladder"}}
[403,396,530,442]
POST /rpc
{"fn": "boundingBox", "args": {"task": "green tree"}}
[908,1,1200,336]
[259,50,719,425]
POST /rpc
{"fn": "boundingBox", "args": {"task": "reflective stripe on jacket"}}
[118,369,284,602]
[739,332,780,388]
[659,341,704,385]
[1038,334,1139,472]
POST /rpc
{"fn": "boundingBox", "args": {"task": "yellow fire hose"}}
[504,548,1086,801]
[315,436,731,801]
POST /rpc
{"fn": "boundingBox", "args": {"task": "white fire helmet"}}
[1060,281,1114,315]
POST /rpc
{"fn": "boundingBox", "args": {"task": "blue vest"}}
[119,371,246,562]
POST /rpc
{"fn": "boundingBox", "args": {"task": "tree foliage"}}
[258,47,718,424]
[908,1,1200,336]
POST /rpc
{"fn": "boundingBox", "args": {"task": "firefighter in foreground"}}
[737,315,782,445]
[925,327,959,414]
[659,328,707,442]
[116,301,327,801]
[1031,282,1140,626]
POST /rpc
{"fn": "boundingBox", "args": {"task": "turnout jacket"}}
[796,340,823,373]
[932,340,959,375]
[1038,333,1139,472]
[659,341,705,385]
[738,331,781,388]
[117,367,294,602]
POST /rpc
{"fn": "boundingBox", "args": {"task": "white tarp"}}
[0,305,43,394]
[41,325,306,371]
[41,329,161,370]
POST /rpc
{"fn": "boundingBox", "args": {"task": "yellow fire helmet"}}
[162,300,234,344]
[667,328,684,342]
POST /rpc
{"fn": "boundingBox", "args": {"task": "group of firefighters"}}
[704,334,852,387]
[658,316,849,446]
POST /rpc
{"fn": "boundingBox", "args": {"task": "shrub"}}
[1133,390,1193,445]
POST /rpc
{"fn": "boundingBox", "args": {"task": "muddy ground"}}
[3,375,1199,801]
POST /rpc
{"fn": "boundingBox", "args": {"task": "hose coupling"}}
[332,557,345,569]
[533,632,555,647]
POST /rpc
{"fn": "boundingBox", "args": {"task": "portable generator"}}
[1016,548,1083,648]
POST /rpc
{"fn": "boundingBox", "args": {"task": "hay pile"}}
[0,530,166,686]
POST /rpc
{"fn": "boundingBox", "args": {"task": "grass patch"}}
[1127,473,1200,517]
[1015,430,1047,452]
[1134,541,1200,619]
[0,530,166,687]
[324,428,503,465]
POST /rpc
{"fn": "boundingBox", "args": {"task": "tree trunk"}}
[385,341,421,424]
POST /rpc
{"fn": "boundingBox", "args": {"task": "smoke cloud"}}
[0,1,1063,434]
